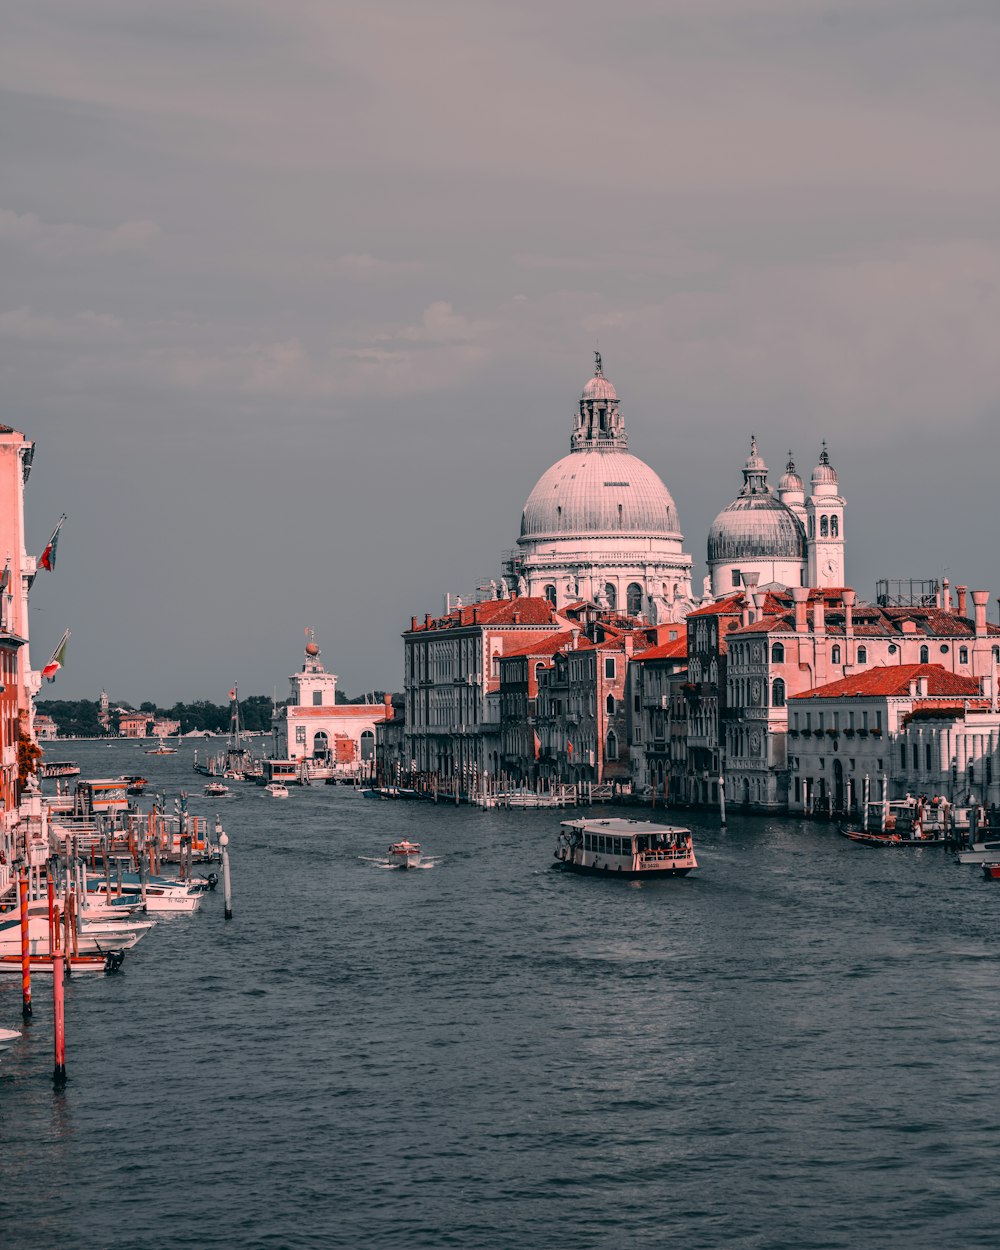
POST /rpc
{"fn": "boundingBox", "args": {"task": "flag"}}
[42,629,70,682]
[567,740,574,756]
[38,514,66,572]
[533,731,540,761]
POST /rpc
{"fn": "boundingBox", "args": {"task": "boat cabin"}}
[262,759,298,785]
[73,779,129,817]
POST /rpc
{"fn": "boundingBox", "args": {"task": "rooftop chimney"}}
[792,586,809,633]
[384,693,394,720]
[957,586,968,617]
[425,613,432,629]
[813,594,826,638]
[943,577,951,613]
[917,676,929,696]
[972,591,989,637]
[411,616,418,632]
[842,588,855,638]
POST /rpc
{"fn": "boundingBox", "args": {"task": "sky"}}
[4,0,1000,705]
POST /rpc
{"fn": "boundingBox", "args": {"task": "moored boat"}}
[981,862,1000,880]
[554,818,697,877]
[40,760,81,780]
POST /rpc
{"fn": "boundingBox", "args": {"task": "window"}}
[604,583,617,610]
[911,743,918,769]
[604,657,616,680]
[732,569,742,588]
[820,515,829,537]
[959,647,968,664]
[626,583,643,616]
[772,678,785,708]
[831,645,841,664]
[544,584,556,606]
[771,642,784,663]
[808,515,815,537]
[295,726,307,744]
[633,692,641,714]
[857,646,867,664]
[606,694,615,715]
[919,645,929,663]
[926,743,932,771]
[606,730,618,761]
[312,690,323,706]
[831,515,839,537]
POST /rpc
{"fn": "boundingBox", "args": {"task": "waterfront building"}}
[534,622,662,788]
[787,665,983,814]
[497,630,576,784]
[707,440,845,599]
[510,355,694,622]
[118,712,152,738]
[722,586,999,810]
[625,635,688,797]
[34,713,58,740]
[894,699,1000,811]
[273,638,391,766]
[682,594,745,806]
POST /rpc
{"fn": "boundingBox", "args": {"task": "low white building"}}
[272,640,390,767]
[786,664,982,814]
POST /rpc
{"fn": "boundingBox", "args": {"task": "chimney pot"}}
[956,586,968,617]
[972,590,989,637]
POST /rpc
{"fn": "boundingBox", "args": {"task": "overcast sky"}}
[5,0,1000,705]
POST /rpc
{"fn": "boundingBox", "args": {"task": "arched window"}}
[919,645,929,663]
[604,583,617,610]
[535,662,545,681]
[808,515,815,537]
[626,583,643,616]
[360,730,375,761]
[606,693,615,715]
[606,730,618,761]
[820,515,829,537]
[959,647,969,665]
[543,584,556,606]
[831,515,839,537]
[772,678,785,708]
[313,730,330,760]
[857,646,867,664]
[831,644,841,664]
[994,647,1000,665]
[771,642,784,663]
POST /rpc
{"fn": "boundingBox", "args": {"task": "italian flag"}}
[38,514,66,572]
[42,629,71,682]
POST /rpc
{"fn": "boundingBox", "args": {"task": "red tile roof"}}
[500,631,577,659]
[688,594,743,617]
[407,597,559,632]
[631,637,688,662]
[790,664,982,700]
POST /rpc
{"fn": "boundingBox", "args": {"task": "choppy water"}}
[2,741,1000,1249]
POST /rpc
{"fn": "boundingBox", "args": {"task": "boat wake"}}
[358,856,439,870]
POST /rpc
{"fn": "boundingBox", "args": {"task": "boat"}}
[957,840,1000,865]
[840,829,903,847]
[40,760,81,780]
[145,737,178,756]
[264,783,289,799]
[123,774,148,796]
[204,781,230,797]
[982,863,1000,880]
[554,818,698,877]
[388,839,423,869]
[0,951,120,975]
[362,786,422,801]
[0,1026,21,1050]
[840,798,951,847]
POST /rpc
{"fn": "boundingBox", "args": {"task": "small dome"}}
[708,495,807,563]
[520,449,679,539]
[811,443,838,486]
[581,349,618,402]
[778,452,804,494]
[305,642,320,657]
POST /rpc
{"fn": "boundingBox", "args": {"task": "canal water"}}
[2,741,1000,1249]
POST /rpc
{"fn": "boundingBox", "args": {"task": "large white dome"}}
[520,449,680,539]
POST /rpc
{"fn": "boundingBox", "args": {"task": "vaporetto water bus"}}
[554,818,698,878]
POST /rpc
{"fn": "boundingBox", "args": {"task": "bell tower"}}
[806,444,846,587]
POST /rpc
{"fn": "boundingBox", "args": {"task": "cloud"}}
[0,209,161,258]
[0,306,123,342]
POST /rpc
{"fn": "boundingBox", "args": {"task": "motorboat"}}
[264,783,289,798]
[204,781,230,797]
[0,951,120,975]
[0,1025,21,1050]
[982,862,1000,880]
[123,774,148,796]
[554,818,698,878]
[840,829,903,847]
[957,840,1000,866]
[388,839,424,869]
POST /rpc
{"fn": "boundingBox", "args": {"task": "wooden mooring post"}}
[19,869,31,1021]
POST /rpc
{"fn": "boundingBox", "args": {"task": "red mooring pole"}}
[19,869,31,1021]
[52,948,66,1087]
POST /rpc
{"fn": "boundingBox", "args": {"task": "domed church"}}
[707,439,845,598]
[514,355,694,622]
